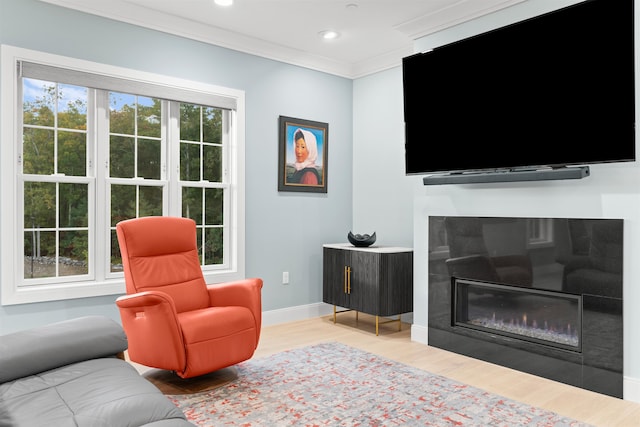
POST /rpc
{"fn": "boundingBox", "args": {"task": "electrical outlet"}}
[282,271,289,284]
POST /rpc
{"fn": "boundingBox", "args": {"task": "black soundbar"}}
[422,166,590,185]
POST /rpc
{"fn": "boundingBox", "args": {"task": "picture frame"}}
[278,115,328,193]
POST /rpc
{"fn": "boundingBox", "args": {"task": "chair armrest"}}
[207,277,263,336]
[561,255,594,287]
[563,255,593,272]
[445,255,500,283]
[116,291,186,372]
[492,254,532,272]
[0,316,127,383]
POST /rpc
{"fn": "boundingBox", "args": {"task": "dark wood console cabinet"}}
[322,244,413,335]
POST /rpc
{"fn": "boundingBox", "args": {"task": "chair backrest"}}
[116,216,209,313]
[444,217,489,258]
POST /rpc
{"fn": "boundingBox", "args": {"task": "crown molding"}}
[37,0,527,79]
[394,0,526,40]
[38,0,400,79]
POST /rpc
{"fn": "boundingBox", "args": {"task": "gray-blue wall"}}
[0,0,353,332]
[352,67,416,246]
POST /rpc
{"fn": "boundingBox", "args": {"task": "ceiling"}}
[39,0,526,78]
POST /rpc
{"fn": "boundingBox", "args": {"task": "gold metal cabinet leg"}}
[374,314,403,336]
[331,306,353,325]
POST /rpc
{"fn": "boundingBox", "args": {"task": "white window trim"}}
[1,44,245,305]
[527,218,554,248]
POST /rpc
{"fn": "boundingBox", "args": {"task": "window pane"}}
[58,131,86,176]
[23,78,55,127]
[111,185,136,226]
[203,145,222,182]
[180,104,224,183]
[24,182,56,228]
[57,83,87,130]
[110,93,162,180]
[195,226,203,264]
[59,230,88,276]
[178,103,227,267]
[204,227,223,265]
[138,138,161,179]
[59,183,88,227]
[111,229,122,273]
[180,142,200,181]
[182,187,203,225]
[205,188,223,225]
[23,80,88,178]
[202,107,221,143]
[180,104,200,141]
[139,186,163,217]
[23,128,54,175]
[110,92,135,135]
[110,135,135,178]
[23,230,56,279]
[110,185,163,223]
[137,96,161,138]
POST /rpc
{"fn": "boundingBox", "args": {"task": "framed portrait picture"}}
[278,115,328,193]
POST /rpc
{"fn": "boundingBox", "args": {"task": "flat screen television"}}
[402,0,635,179]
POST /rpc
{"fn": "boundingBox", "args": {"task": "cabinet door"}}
[348,250,380,313]
[322,247,350,308]
[378,252,413,316]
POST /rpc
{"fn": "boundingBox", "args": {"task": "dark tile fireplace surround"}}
[428,216,623,398]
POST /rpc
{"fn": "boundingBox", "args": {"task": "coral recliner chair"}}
[115,216,263,378]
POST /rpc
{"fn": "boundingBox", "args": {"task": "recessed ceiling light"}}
[214,0,233,6]
[319,30,340,40]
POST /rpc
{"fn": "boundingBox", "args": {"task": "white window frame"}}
[1,45,245,305]
[527,218,554,248]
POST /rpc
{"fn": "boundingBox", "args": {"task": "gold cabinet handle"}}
[344,266,348,294]
[343,266,352,294]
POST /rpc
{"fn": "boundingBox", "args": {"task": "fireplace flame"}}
[467,311,579,348]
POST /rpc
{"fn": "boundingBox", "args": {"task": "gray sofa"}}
[0,315,194,427]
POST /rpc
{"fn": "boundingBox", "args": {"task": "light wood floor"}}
[134,312,640,427]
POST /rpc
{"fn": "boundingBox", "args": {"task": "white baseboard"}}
[624,375,640,403]
[263,303,415,329]
[410,323,428,345]
[262,302,334,326]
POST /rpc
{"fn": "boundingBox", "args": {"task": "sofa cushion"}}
[0,358,190,427]
[0,316,127,383]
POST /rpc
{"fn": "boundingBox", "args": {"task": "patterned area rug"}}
[169,342,592,426]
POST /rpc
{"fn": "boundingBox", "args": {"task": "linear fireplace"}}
[453,279,582,352]
[428,216,623,398]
